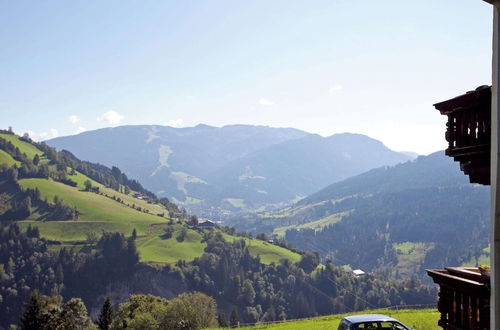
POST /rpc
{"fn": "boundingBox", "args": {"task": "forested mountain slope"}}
[47,125,412,215]
[227,152,490,280]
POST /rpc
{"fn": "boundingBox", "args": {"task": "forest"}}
[0,224,437,328]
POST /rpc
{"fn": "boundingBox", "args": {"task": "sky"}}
[0,0,493,155]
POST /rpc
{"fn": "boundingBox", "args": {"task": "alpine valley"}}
[47,124,413,217]
[0,129,436,327]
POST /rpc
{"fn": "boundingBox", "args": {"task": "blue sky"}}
[0,0,492,154]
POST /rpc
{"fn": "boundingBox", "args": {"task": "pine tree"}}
[33,154,40,166]
[20,290,43,330]
[131,228,137,241]
[96,297,113,330]
[230,308,239,328]
[218,313,228,327]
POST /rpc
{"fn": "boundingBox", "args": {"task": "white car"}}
[337,314,412,330]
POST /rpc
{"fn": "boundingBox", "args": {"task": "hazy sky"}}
[0,0,493,154]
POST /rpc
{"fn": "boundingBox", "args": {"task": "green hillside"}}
[223,233,302,264]
[0,133,46,161]
[0,132,302,265]
[0,149,19,167]
[136,224,206,263]
[218,308,439,330]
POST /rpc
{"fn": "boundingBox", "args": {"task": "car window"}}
[354,323,378,329]
[353,321,407,329]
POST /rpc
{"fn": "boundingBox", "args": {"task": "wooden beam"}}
[492,3,500,329]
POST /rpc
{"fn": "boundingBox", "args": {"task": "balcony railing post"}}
[438,286,448,328]
[471,295,478,329]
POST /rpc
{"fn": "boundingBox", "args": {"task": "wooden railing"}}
[434,85,491,185]
[427,267,490,330]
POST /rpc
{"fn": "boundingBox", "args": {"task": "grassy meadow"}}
[207,308,439,330]
[136,224,207,263]
[0,149,20,167]
[223,234,302,264]
[0,133,46,161]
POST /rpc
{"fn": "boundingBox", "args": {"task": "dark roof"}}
[433,85,491,114]
[342,314,399,324]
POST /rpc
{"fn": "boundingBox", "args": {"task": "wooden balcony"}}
[434,85,491,185]
[427,267,490,330]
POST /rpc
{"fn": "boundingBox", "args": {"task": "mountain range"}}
[47,124,413,215]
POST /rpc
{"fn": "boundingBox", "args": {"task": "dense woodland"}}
[285,185,489,278]
[227,152,490,282]
[0,224,436,327]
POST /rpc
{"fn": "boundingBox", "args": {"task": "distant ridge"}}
[47,124,413,215]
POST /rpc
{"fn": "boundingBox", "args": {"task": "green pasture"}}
[0,133,46,161]
[136,225,206,263]
[67,170,166,215]
[273,211,346,237]
[223,234,302,265]
[207,308,439,330]
[0,149,20,167]
[18,178,163,239]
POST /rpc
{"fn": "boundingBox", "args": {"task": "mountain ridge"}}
[47,124,413,215]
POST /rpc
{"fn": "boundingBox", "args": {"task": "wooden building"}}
[431,86,492,329]
[429,2,500,328]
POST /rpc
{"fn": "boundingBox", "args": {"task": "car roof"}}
[342,314,400,324]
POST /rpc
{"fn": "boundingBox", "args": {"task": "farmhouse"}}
[197,218,216,229]
[351,269,366,277]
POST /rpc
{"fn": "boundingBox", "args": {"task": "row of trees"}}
[18,291,218,330]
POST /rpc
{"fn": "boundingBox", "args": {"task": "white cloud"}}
[98,110,124,126]
[258,98,275,106]
[75,126,86,134]
[68,115,80,124]
[38,128,59,140]
[164,119,184,128]
[329,84,344,94]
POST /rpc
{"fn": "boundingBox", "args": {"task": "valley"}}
[226,151,490,281]
[47,125,413,216]
[0,129,437,327]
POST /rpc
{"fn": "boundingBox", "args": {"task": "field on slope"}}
[0,133,46,161]
[136,224,206,263]
[17,177,301,264]
[136,226,302,264]
[0,150,19,167]
[18,178,164,241]
[223,233,301,264]
[210,309,439,330]
[66,170,167,216]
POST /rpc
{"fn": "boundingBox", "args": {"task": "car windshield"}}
[352,321,407,329]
